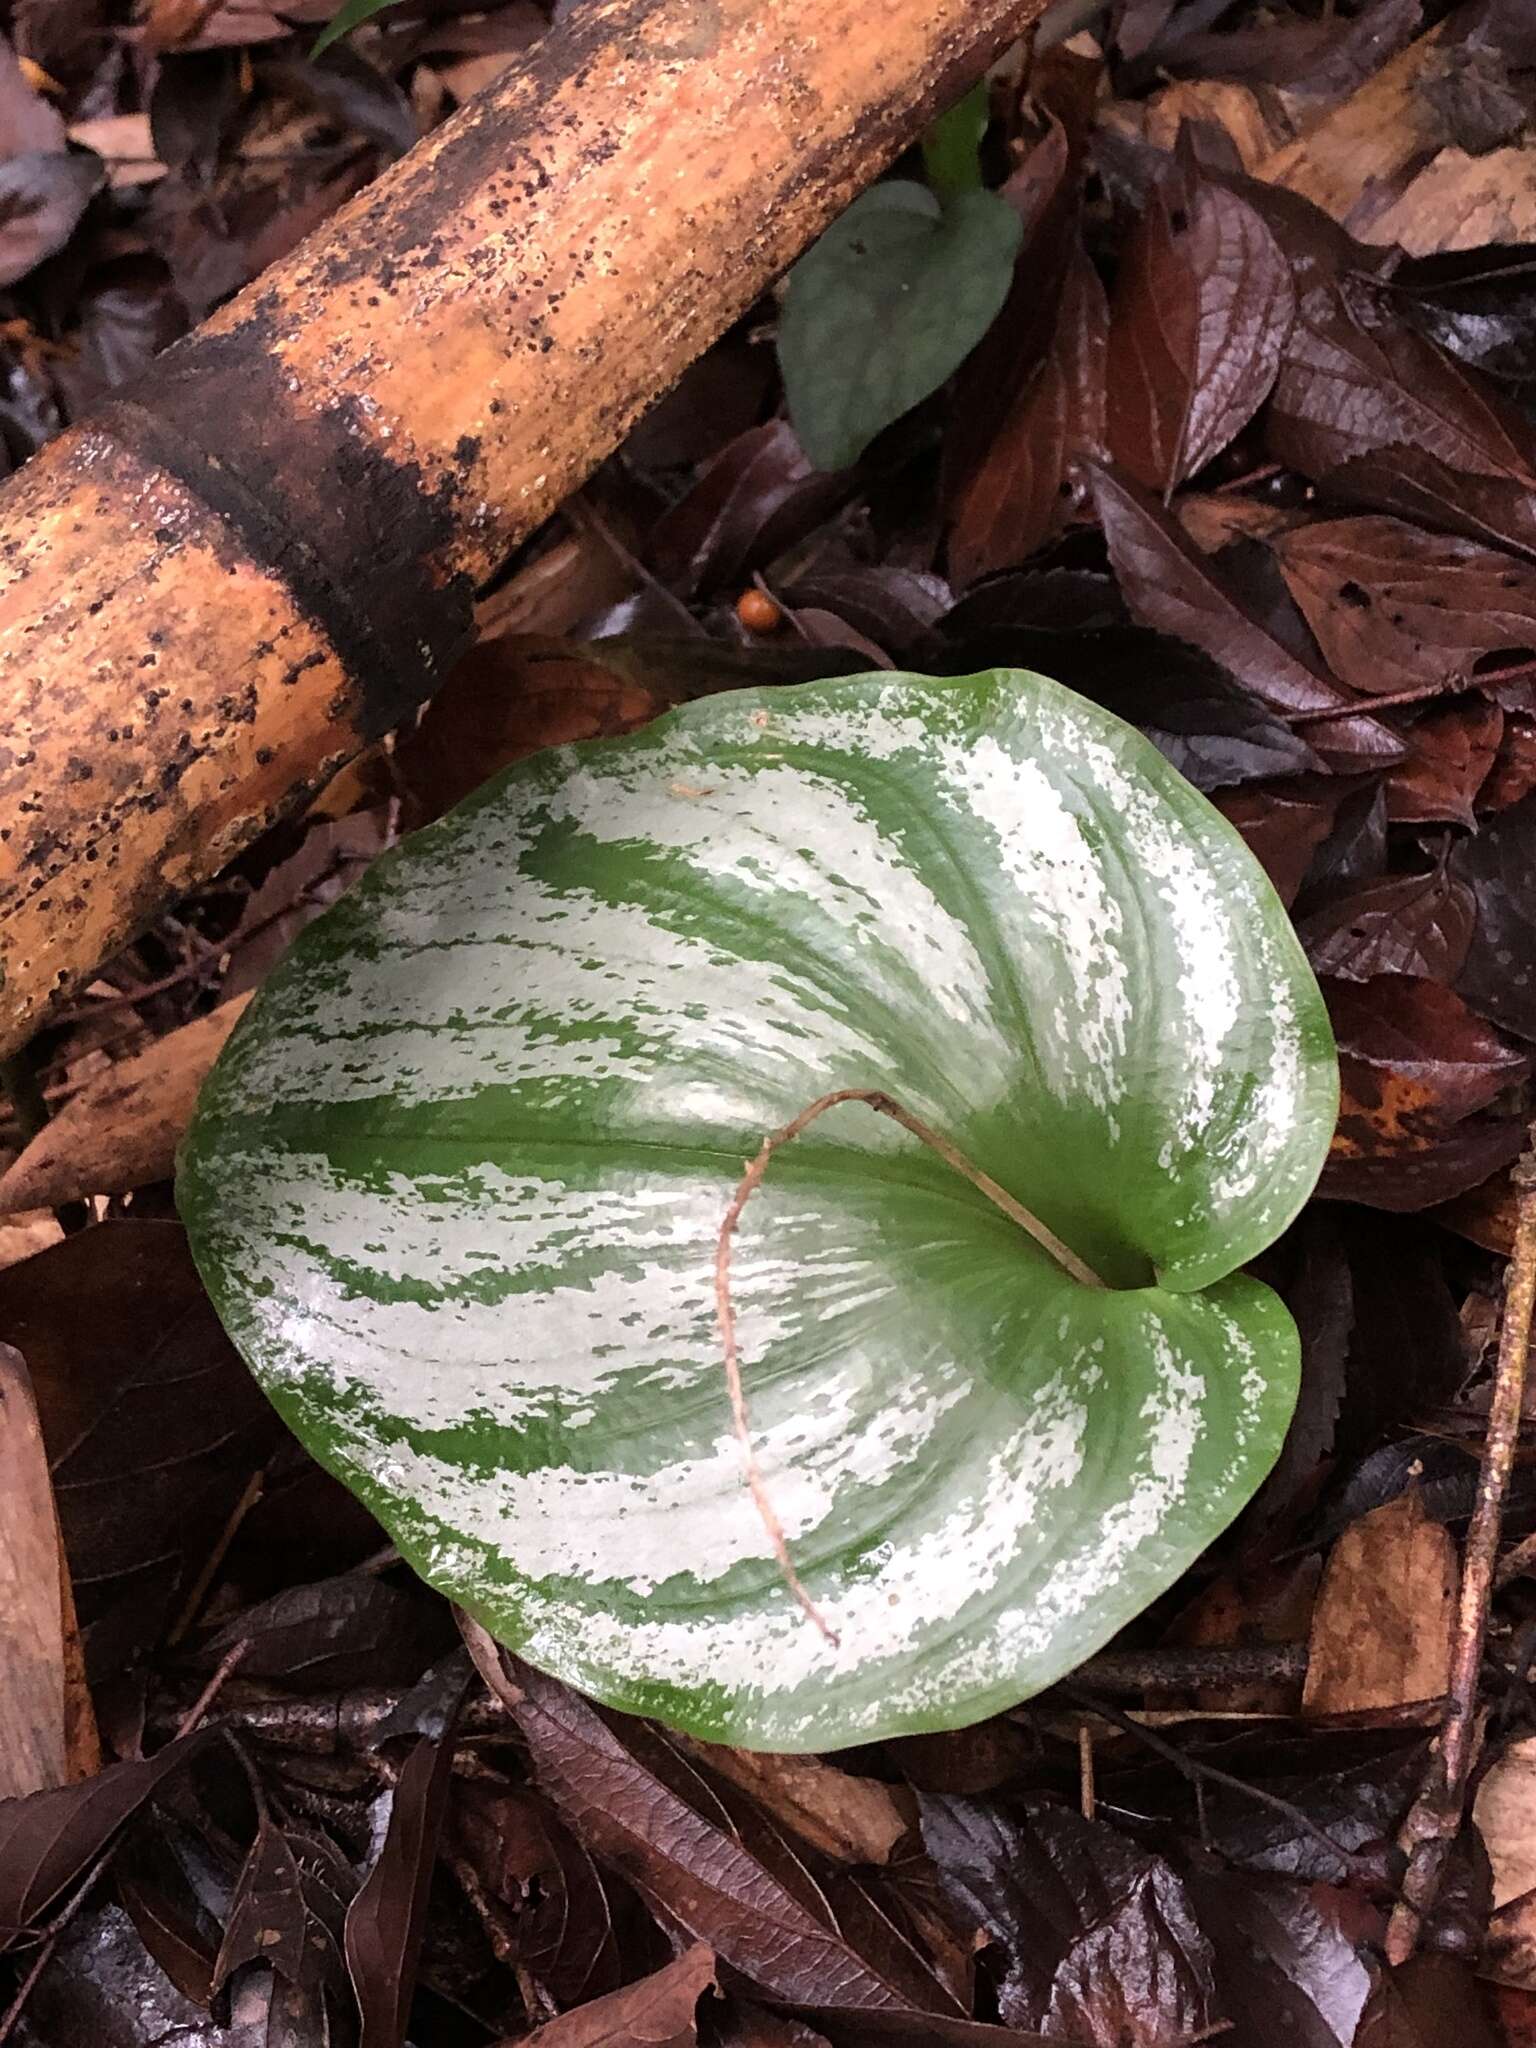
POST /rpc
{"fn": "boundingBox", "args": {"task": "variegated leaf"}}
[179,671,1336,1750]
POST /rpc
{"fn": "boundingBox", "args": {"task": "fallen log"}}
[0,0,1039,1057]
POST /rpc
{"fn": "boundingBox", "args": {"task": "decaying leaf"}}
[676,1743,909,1867]
[1274,516,1536,694]
[1301,1491,1457,1717]
[507,1944,717,2048]
[0,1222,281,1678]
[1323,974,1529,1209]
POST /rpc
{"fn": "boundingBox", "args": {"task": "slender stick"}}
[715,1088,1106,1640]
[1386,1137,1536,1964]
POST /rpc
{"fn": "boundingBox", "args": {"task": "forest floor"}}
[7,1,1536,2042]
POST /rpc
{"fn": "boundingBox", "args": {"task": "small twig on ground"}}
[1079,1723,1096,1822]
[1496,1526,1536,1589]
[1065,1686,1373,1879]
[1386,1135,1536,1965]
[455,1608,525,1714]
[174,1638,250,1740]
[167,1466,266,1645]
[716,1088,1106,1642]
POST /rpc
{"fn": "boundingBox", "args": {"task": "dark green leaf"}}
[779,185,1022,471]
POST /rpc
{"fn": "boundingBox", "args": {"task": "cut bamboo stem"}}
[0,0,1040,1055]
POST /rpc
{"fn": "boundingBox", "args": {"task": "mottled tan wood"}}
[0,994,252,1213]
[0,0,1041,1055]
[1256,19,1453,221]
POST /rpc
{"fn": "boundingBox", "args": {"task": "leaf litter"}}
[11,1,1536,2042]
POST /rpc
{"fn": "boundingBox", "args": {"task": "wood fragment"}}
[0,1343,69,1799]
[0,995,252,1213]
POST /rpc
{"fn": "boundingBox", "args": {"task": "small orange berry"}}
[735,587,783,634]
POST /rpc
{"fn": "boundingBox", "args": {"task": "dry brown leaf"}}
[0,1344,66,1799]
[0,1211,63,1271]
[1175,494,1300,555]
[1257,20,1454,222]
[1100,78,1293,173]
[1476,1739,1536,1911]
[1360,144,1536,257]
[66,112,165,188]
[679,1740,911,1866]
[1302,1490,1457,1717]
[0,996,251,1215]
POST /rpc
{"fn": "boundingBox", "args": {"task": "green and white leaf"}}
[180,670,1336,1752]
[779,182,1022,472]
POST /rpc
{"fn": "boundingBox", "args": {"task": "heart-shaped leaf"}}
[180,671,1336,1751]
[779,183,1023,471]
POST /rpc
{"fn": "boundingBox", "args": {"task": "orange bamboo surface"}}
[0,0,1040,1055]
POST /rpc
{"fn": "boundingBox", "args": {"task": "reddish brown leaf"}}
[1105,155,1293,494]
[0,1730,206,1945]
[449,1779,625,2009]
[1451,790,1536,1040]
[1215,778,1352,907]
[1480,712,1536,811]
[1267,265,1536,521]
[0,150,102,286]
[1092,465,1402,769]
[918,1797,1218,2046]
[0,34,65,156]
[947,239,1107,580]
[344,1686,468,2048]
[511,1665,941,2015]
[1274,516,1536,694]
[944,74,1096,515]
[1384,701,1503,825]
[1297,867,1476,982]
[502,1944,717,2048]
[648,422,851,598]
[1355,1955,1502,2046]
[1322,974,1529,1209]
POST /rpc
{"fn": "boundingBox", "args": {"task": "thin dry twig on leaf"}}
[455,1608,524,1714]
[716,1088,1106,1642]
[1387,1134,1536,1964]
[173,1638,250,1741]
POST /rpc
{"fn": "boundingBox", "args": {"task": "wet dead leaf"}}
[1322,974,1528,1210]
[1105,153,1294,494]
